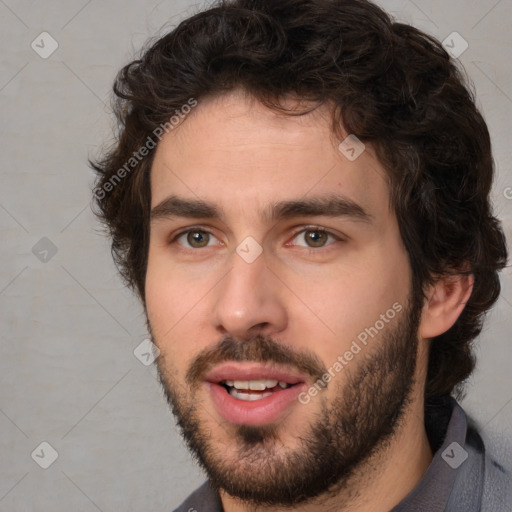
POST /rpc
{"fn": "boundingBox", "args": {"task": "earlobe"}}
[419,273,474,339]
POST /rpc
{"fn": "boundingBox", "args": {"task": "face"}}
[145,91,421,505]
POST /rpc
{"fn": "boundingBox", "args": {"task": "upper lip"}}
[205,363,308,385]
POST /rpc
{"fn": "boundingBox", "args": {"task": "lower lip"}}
[207,382,307,426]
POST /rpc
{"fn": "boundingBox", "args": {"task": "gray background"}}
[0,0,511,510]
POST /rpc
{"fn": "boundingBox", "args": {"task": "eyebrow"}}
[268,196,371,223]
[151,196,219,220]
[150,195,372,224]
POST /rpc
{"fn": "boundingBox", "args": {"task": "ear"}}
[419,272,474,339]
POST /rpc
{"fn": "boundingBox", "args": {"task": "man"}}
[91,0,511,510]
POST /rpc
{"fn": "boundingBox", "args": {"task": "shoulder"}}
[451,411,512,512]
[477,424,512,511]
[172,481,223,512]
[429,399,512,511]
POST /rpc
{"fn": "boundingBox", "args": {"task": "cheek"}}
[145,281,190,381]
[145,251,214,362]
[145,251,170,329]
[145,250,190,348]
[285,246,410,356]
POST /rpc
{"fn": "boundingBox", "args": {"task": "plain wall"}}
[1,0,511,510]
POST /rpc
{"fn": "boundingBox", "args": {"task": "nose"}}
[211,251,288,340]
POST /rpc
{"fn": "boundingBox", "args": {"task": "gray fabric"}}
[445,413,512,512]
[173,481,222,512]
[391,401,470,512]
[471,428,512,512]
[444,421,485,512]
[172,400,511,511]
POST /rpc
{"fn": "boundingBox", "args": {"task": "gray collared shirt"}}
[172,399,511,511]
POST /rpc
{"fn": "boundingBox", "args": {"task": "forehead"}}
[150,91,391,217]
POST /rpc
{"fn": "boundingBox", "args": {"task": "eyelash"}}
[287,226,341,248]
[171,226,218,248]
[170,225,343,249]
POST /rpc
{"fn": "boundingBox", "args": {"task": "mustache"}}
[186,334,327,387]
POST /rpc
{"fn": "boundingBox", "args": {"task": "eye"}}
[290,228,338,248]
[175,229,219,248]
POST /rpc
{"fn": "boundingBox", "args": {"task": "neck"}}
[220,393,433,512]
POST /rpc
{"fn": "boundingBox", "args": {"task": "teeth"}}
[233,381,250,390]
[224,379,285,390]
[249,380,266,390]
[229,389,273,401]
[222,380,294,401]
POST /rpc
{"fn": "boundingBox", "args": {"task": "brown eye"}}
[186,230,210,248]
[304,230,329,247]
[289,228,338,249]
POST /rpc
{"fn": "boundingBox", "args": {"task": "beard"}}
[153,294,423,507]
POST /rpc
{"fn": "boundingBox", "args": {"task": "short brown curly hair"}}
[91,0,508,400]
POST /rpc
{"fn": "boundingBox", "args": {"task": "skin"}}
[145,89,473,511]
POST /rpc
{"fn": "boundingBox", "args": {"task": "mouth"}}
[220,379,294,401]
[204,363,308,426]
